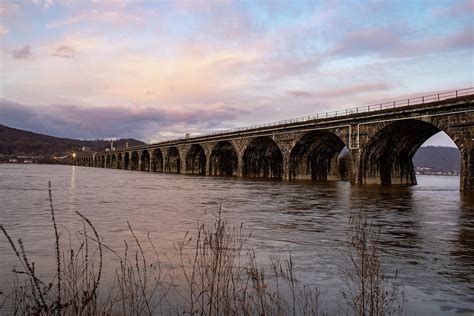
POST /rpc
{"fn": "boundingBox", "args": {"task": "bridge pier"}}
[282,152,290,181]
[237,155,244,177]
[461,146,473,191]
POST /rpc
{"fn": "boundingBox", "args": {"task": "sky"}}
[0,0,472,146]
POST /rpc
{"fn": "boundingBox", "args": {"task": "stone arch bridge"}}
[75,89,474,191]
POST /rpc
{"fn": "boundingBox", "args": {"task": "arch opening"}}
[130,151,139,170]
[151,149,164,172]
[111,154,116,168]
[412,131,461,177]
[166,147,181,173]
[209,141,238,176]
[360,119,461,186]
[100,155,105,168]
[140,150,150,171]
[243,137,283,179]
[338,146,351,181]
[124,152,130,170]
[185,144,206,175]
[105,155,111,168]
[289,131,347,181]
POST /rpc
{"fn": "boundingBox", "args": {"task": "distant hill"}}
[0,124,145,159]
[413,146,460,174]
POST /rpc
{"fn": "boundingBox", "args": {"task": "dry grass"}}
[174,210,321,315]
[1,184,405,315]
[342,211,406,315]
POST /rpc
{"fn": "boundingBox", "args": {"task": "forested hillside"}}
[413,146,460,174]
[0,124,145,158]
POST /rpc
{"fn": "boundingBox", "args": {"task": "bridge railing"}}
[174,87,473,141]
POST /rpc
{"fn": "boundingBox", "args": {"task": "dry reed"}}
[342,211,406,315]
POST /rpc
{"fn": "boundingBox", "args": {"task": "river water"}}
[0,164,473,314]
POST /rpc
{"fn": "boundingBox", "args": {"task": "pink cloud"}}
[329,27,402,57]
[12,45,32,59]
[328,25,472,59]
[393,26,473,56]
[432,0,474,17]
[288,83,393,98]
[260,55,322,80]
[0,2,20,16]
[47,10,143,28]
[52,45,75,58]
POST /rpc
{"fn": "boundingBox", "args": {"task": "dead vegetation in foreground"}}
[0,182,405,315]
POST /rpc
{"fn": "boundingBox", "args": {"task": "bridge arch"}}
[105,155,111,168]
[359,118,461,185]
[243,136,283,179]
[140,150,150,171]
[185,144,206,175]
[289,130,348,181]
[165,147,181,173]
[130,151,139,170]
[209,141,238,176]
[100,155,105,168]
[151,149,164,172]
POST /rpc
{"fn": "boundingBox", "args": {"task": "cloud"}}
[0,99,249,142]
[288,83,393,98]
[328,25,473,59]
[432,0,474,17]
[259,55,323,80]
[393,26,473,57]
[32,0,54,9]
[0,25,7,34]
[12,46,32,59]
[47,10,143,28]
[329,27,402,57]
[52,45,75,58]
[0,3,20,16]
[287,91,314,98]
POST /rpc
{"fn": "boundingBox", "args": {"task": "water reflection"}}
[349,185,421,253]
[68,165,76,211]
[451,192,474,277]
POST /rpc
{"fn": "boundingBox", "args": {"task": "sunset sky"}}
[0,0,472,145]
